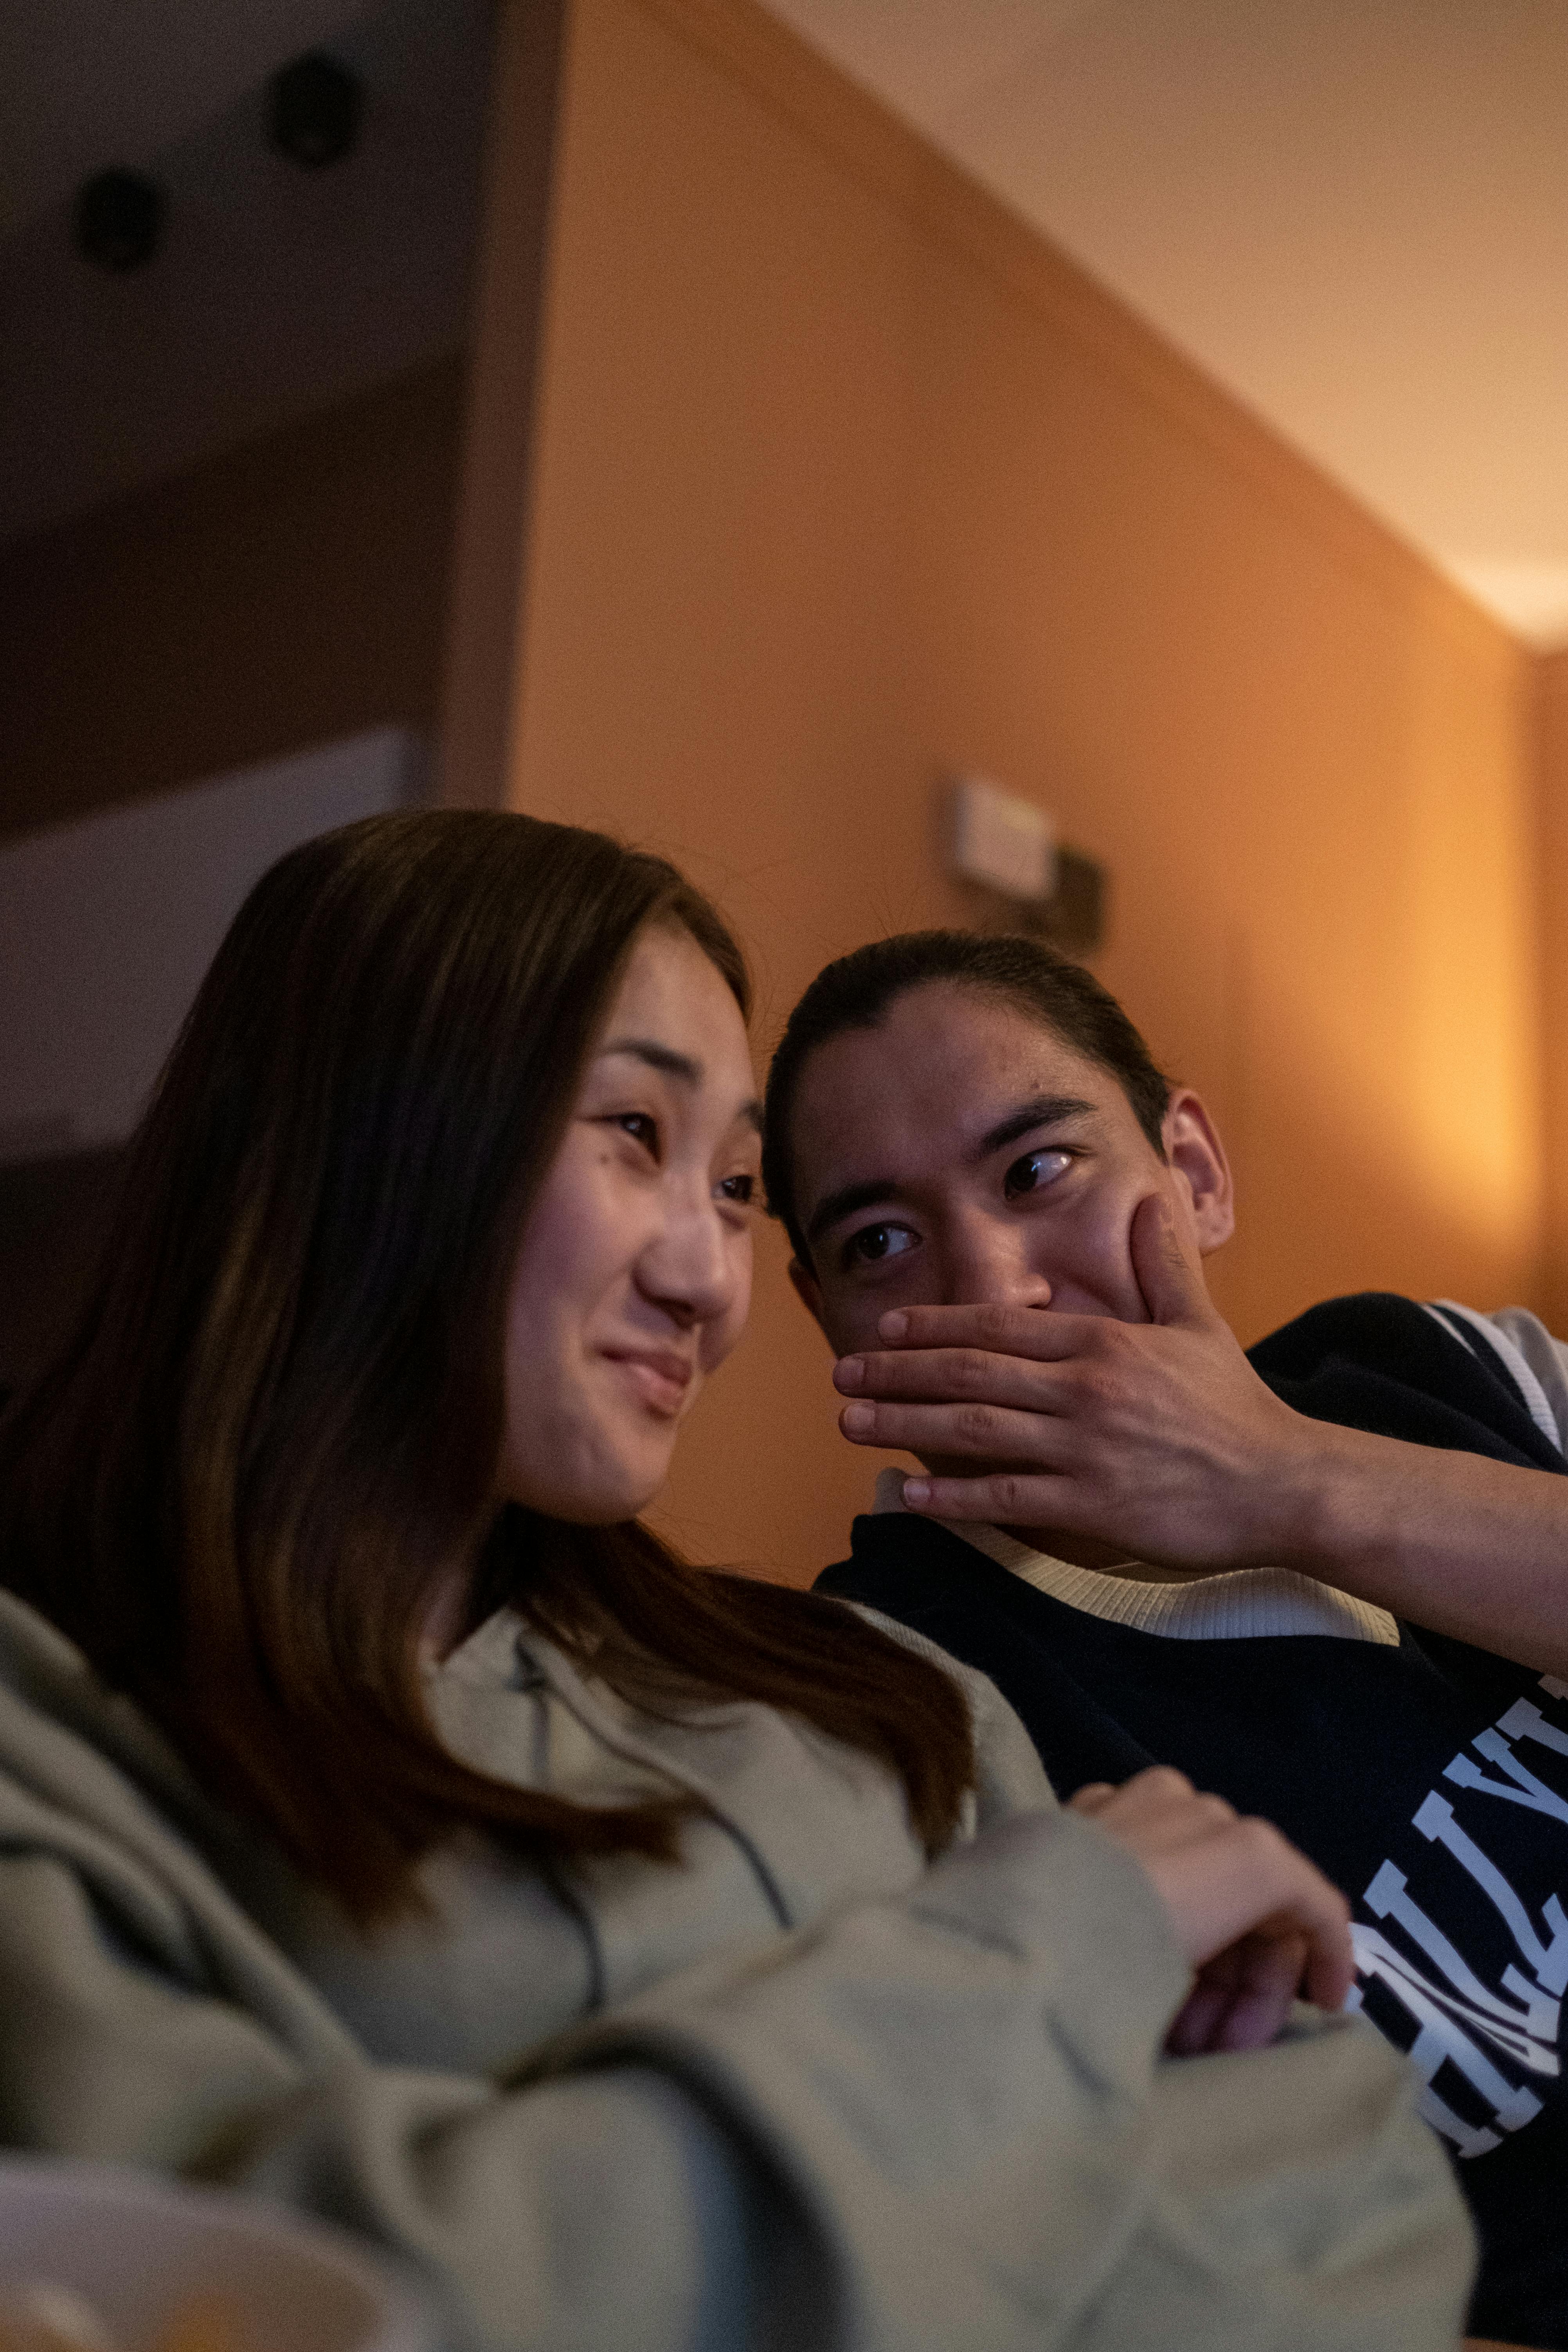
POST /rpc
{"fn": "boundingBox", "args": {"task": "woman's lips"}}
[602,1348,694,1417]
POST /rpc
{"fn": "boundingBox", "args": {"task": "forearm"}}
[2,1792,1472,2352]
[540,1811,1464,2352]
[1265,1419,1568,1674]
[0,1814,1191,2352]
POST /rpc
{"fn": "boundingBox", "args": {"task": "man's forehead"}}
[790,988,1116,1184]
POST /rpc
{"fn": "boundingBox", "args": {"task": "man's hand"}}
[834,1192,1320,1567]
[1068,1767,1354,2054]
[834,1190,1568,1669]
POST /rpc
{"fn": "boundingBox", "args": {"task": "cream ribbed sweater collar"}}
[870,1467,1399,1646]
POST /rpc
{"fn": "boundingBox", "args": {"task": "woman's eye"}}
[717,1172,756,1207]
[614,1112,660,1158]
[1004,1147,1072,1199]
[844,1223,918,1269]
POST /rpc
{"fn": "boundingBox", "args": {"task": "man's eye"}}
[844,1223,917,1268]
[1004,1147,1072,1199]
[717,1172,756,1206]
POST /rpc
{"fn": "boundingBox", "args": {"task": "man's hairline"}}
[777,973,1170,1271]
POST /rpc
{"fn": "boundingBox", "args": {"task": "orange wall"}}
[449,0,1543,1585]
[1540,647,1568,1331]
[0,356,466,843]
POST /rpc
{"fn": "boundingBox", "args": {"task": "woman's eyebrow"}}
[600,1037,703,1084]
[599,1038,763,1131]
[972,1095,1098,1161]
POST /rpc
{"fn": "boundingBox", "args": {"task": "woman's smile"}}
[496,923,761,1521]
[601,1343,696,1418]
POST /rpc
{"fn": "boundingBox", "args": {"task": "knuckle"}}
[977,1303,1012,1345]
[957,1401,995,1441]
[1142,1767,1193,1800]
[1235,1816,1284,1863]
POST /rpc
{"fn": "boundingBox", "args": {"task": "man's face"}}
[787,980,1233,1360]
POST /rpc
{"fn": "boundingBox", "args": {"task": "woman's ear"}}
[1162,1090,1235,1253]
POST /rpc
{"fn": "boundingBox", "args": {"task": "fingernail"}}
[834,1356,865,1392]
[902,1477,931,1506]
[879,1310,908,1340]
[841,1403,875,1434]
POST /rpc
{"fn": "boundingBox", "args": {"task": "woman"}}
[0,811,1467,2351]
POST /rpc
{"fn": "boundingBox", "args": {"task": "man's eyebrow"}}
[803,1095,1098,1249]
[973,1095,1098,1161]
[598,1037,763,1133]
[805,1176,907,1249]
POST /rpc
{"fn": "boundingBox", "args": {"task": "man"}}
[763,928,1568,2352]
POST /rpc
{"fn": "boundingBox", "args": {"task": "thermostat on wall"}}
[947,775,1057,903]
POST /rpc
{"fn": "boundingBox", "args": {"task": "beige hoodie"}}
[0,1588,1471,2352]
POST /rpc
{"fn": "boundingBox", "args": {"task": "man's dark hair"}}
[763,929,1173,1264]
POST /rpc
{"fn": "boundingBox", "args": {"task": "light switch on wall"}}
[946,774,1056,902]
[942,773,1107,954]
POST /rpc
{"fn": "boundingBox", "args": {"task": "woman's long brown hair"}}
[0,812,973,1921]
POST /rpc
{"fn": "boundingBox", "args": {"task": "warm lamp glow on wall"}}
[945,775,1106,954]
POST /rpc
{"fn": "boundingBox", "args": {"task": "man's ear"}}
[1162,1089,1235,1254]
[788,1254,831,1336]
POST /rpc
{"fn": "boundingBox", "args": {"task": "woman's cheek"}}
[701,1244,754,1374]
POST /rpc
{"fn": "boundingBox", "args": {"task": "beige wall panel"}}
[497,0,1539,1580]
[440,0,567,810]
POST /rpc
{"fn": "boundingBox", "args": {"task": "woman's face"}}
[497,923,761,1522]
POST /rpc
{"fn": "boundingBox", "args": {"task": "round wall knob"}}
[269,54,362,169]
[74,169,163,272]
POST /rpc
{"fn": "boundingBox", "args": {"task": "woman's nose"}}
[637,1189,738,1324]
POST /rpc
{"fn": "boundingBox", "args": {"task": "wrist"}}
[1246,1411,1371,1577]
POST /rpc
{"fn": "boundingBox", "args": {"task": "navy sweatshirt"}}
[817,1294,1568,2350]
